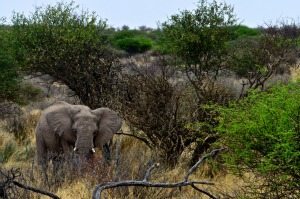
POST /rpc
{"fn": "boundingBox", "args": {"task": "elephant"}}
[35,101,122,175]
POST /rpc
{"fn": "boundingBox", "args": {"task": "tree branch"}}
[143,163,160,182]
[92,180,214,199]
[115,131,152,148]
[0,168,60,199]
[92,148,225,199]
[191,184,218,199]
[12,181,60,199]
[185,148,225,182]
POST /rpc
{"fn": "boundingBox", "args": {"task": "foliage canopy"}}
[12,1,121,108]
[161,0,236,67]
[218,82,300,197]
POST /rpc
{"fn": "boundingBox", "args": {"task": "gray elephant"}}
[35,101,122,172]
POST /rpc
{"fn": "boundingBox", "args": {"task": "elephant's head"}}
[46,102,122,158]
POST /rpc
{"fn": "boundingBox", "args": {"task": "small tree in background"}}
[161,0,237,164]
[229,23,300,98]
[162,0,236,103]
[217,82,300,198]
[12,1,121,109]
[111,29,152,54]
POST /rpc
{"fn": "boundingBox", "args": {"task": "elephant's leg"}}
[61,140,72,162]
[102,143,111,162]
[36,136,49,186]
[52,154,64,184]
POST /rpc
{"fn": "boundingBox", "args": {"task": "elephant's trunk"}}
[74,134,95,158]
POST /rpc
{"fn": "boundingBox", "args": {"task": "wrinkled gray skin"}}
[35,101,122,173]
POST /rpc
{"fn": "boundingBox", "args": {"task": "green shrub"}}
[217,82,300,197]
[12,1,121,108]
[230,25,261,39]
[115,36,152,54]
[228,24,298,97]
[0,25,21,103]
[17,83,43,105]
[161,0,236,104]
[111,30,153,54]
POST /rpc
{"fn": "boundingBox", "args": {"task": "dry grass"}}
[1,107,255,199]
[290,65,300,82]
[55,180,92,199]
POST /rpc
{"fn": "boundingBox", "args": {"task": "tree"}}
[217,82,300,198]
[162,0,236,104]
[229,23,300,98]
[161,0,237,164]
[0,24,20,103]
[12,1,121,109]
[119,56,198,165]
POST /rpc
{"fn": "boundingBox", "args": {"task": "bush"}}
[115,36,152,54]
[0,25,21,103]
[217,82,300,198]
[230,25,261,39]
[228,23,299,97]
[119,57,198,165]
[111,30,152,54]
[12,1,121,108]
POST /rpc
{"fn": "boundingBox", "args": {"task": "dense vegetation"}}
[110,29,153,54]
[218,83,300,197]
[12,2,120,108]
[0,25,19,102]
[0,0,299,198]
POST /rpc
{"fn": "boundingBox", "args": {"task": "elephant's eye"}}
[72,129,77,134]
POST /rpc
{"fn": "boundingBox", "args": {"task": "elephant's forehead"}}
[76,116,96,123]
[75,119,98,131]
[74,111,96,120]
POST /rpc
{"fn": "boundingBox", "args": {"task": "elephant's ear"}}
[92,108,122,147]
[45,103,80,136]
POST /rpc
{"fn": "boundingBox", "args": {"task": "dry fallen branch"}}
[0,168,60,199]
[92,148,225,199]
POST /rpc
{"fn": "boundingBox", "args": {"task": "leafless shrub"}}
[118,56,199,165]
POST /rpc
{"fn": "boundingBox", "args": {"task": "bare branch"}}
[0,168,60,199]
[115,131,152,148]
[143,163,160,182]
[185,148,225,182]
[191,184,218,199]
[92,180,214,199]
[12,181,60,199]
[92,148,225,199]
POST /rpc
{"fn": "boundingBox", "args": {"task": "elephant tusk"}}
[91,148,96,153]
[73,147,77,152]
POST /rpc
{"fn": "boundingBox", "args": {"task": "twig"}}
[191,184,218,199]
[115,131,152,148]
[92,180,214,199]
[0,168,60,199]
[92,148,225,199]
[143,163,160,182]
[12,181,60,199]
[185,148,225,182]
